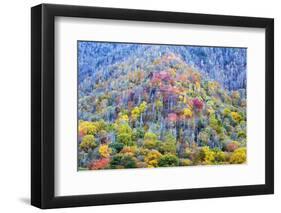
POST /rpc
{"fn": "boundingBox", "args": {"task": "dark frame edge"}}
[45,184,273,209]
[31,4,43,208]
[265,18,274,194]
[31,4,56,209]
[41,2,56,208]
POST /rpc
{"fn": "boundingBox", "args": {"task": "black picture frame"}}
[31,3,274,209]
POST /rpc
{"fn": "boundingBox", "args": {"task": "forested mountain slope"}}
[78,42,246,91]
[78,42,247,170]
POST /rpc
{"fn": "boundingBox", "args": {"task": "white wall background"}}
[0,0,279,212]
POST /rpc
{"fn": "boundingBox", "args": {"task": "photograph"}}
[29,3,274,209]
[77,41,247,170]
[0,0,277,211]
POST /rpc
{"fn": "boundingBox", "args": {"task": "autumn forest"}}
[78,42,247,170]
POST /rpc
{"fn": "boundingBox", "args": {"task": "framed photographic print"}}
[31,3,274,209]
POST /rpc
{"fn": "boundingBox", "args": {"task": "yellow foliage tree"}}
[198,146,215,164]
[230,147,246,164]
[155,100,163,110]
[139,101,147,113]
[195,81,201,90]
[179,95,184,101]
[207,107,215,115]
[79,135,97,151]
[131,107,140,121]
[144,132,158,149]
[99,144,111,158]
[120,146,137,155]
[183,108,193,118]
[144,150,162,168]
[208,81,219,91]
[231,112,242,122]
[223,107,231,116]
[116,113,129,124]
[168,68,177,77]
[79,121,97,136]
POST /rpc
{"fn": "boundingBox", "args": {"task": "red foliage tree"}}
[167,113,178,122]
[88,158,110,170]
[192,98,204,111]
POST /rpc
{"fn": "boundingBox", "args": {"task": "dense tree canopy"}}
[77,42,247,170]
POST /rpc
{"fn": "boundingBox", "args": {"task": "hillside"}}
[78,43,247,170]
[78,42,246,91]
